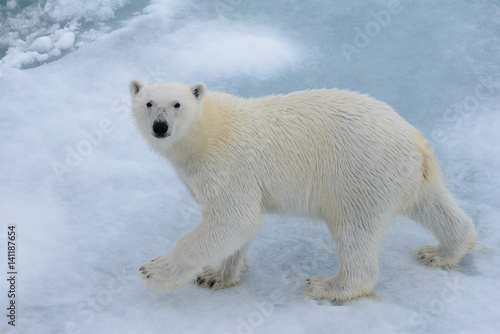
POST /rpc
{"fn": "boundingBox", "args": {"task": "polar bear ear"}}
[190,82,206,100]
[129,80,144,97]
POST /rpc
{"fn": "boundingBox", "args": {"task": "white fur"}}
[130,81,477,301]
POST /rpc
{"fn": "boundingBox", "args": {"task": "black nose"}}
[152,121,169,137]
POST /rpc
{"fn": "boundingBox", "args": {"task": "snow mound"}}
[0,0,144,69]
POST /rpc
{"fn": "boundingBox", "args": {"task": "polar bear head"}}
[129,80,205,145]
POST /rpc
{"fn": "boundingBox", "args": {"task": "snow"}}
[28,36,53,53]
[55,32,76,50]
[0,0,499,333]
[6,0,16,10]
[0,0,133,68]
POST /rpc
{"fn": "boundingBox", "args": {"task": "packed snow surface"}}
[0,0,499,333]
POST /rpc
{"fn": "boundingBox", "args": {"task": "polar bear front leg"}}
[140,202,260,291]
[195,241,251,289]
[139,250,200,291]
[305,220,384,301]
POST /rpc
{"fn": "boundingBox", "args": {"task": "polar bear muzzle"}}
[152,120,169,138]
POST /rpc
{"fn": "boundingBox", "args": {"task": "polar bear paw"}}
[415,244,456,269]
[139,251,197,291]
[305,276,371,302]
[195,267,241,289]
[195,259,249,290]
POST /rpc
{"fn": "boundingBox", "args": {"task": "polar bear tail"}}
[404,132,477,268]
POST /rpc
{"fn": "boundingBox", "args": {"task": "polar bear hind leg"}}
[407,179,477,268]
[406,132,477,268]
[195,242,251,289]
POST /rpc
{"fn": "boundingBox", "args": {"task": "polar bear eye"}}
[146,102,153,108]
[174,102,181,108]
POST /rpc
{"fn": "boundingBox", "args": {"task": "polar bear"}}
[130,80,477,301]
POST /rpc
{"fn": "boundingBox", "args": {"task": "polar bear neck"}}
[165,92,237,172]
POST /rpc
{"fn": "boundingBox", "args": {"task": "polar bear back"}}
[199,89,430,221]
